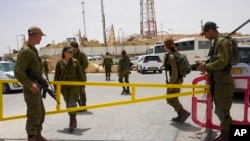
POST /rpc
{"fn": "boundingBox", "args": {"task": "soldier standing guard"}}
[70,41,88,111]
[197,21,234,141]
[14,26,51,141]
[103,52,113,81]
[118,50,131,94]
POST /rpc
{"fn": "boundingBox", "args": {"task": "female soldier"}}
[53,45,85,132]
[164,38,190,123]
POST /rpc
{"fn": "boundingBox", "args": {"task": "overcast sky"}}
[0,0,250,56]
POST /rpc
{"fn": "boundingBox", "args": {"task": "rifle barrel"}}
[228,19,250,37]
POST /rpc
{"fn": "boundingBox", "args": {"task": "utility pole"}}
[101,0,107,47]
[81,1,87,37]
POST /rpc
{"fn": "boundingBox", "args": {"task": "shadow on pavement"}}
[170,121,201,132]
[57,128,90,136]
[77,111,94,115]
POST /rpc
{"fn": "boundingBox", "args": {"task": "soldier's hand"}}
[196,63,205,73]
[30,83,40,94]
[82,87,85,93]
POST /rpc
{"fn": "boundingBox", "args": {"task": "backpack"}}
[164,52,191,77]
[216,36,239,66]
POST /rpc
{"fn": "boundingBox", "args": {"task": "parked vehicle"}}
[0,61,23,93]
[137,55,162,74]
[130,55,143,70]
[231,44,250,93]
[87,55,102,61]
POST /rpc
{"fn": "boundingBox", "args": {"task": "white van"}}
[231,44,250,92]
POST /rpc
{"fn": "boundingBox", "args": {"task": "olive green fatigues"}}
[118,55,130,83]
[14,41,45,136]
[205,35,234,131]
[73,50,88,106]
[103,55,113,79]
[54,58,84,116]
[165,52,184,111]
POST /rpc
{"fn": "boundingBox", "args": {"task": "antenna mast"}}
[101,0,107,47]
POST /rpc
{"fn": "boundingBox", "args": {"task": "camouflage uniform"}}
[14,41,44,136]
[53,58,84,116]
[205,35,234,131]
[118,55,130,94]
[165,52,184,110]
[103,54,113,80]
[73,49,88,107]
[164,51,190,123]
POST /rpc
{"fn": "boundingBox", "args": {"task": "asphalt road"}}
[0,71,247,141]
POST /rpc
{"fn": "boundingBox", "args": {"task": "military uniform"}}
[164,52,190,123]
[103,55,113,80]
[205,35,234,131]
[73,50,88,107]
[54,58,85,116]
[14,41,45,136]
[118,55,130,94]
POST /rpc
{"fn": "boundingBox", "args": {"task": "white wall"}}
[38,45,153,57]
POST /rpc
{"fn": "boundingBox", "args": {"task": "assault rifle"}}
[26,69,60,104]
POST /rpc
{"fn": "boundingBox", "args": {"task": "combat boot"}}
[69,115,77,132]
[210,130,229,141]
[126,87,130,94]
[36,133,51,141]
[172,108,190,123]
[178,108,190,123]
[121,87,126,94]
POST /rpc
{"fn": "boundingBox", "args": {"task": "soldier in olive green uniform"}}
[118,50,131,94]
[164,38,190,123]
[14,26,50,141]
[53,46,85,132]
[70,41,88,110]
[103,52,113,81]
[198,22,234,141]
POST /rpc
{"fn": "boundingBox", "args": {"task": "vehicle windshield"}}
[0,62,15,72]
[239,48,250,64]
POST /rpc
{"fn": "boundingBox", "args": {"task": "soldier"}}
[103,52,113,81]
[163,38,190,123]
[70,41,88,111]
[197,21,234,141]
[42,58,49,76]
[14,26,51,141]
[53,45,85,132]
[118,50,131,94]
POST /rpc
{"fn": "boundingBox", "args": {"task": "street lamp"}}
[168,29,173,38]
[119,28,124,50]
[16,34,25,51]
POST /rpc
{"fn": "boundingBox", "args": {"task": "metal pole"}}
[81,1,87,37]
[16,35,19,51]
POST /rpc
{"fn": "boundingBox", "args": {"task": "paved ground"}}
[0,71,248,141]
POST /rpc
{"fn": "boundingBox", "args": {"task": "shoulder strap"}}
[62,61,72,81]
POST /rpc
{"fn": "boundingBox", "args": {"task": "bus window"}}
[198,41,211,49]
[239,48,250,63]
[147,48,154,54]
[155,45,165,53]
[175,41,194,51]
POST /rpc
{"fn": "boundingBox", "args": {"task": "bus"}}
[146,37,212,68]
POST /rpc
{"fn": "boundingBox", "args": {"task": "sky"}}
[0,0,250,56]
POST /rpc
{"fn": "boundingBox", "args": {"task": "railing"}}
[0,79,209,121]
[192,74,250,130]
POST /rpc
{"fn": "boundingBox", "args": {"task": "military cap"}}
[28,26,46,36]
[200,21,219,35]
[63,45,74,52]
[70,41,79,48]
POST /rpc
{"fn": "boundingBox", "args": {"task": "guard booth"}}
[192,63,250,129]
